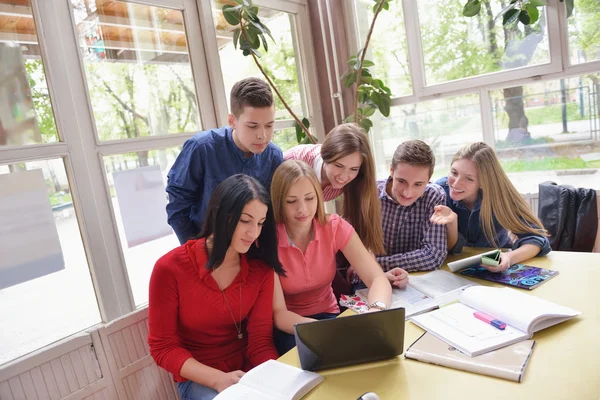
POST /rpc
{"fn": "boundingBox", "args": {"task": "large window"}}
[417,0,550,86]
[370,94,483,180]
[72,0,202,140]
[568,0,600,65]
[0,0,58,146]
[491,74,600,193]
[0,160,100,365]
[102,147,181,306]
[0,0,322,368]
[354,0,412,97]
[348,0,600,193]
[213,2,306,122]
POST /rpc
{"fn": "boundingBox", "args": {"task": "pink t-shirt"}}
[277,214,354,316]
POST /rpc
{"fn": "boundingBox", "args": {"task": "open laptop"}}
[293,308,405,371]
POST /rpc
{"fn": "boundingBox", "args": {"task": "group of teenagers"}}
[148,78,551,400]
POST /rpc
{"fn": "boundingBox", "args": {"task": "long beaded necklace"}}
[221,283,243,339]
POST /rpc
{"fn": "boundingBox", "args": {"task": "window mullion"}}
[184,0,219,129]
[479,89,495,149]
[402,0,426,98]
[32,0,135,321]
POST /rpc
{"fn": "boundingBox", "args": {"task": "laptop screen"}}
[294,308,405,371]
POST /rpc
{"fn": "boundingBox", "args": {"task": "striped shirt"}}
[376,178,447,272]
[283,144,344,201]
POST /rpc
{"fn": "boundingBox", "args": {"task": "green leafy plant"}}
[221,0,316,143]
[222,0,394,139]
[340,0,392,133]
[462,0,574,27]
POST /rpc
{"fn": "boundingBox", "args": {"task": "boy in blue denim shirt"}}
[166,78,283,243]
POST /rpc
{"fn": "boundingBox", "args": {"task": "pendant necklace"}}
[222,283,243,339]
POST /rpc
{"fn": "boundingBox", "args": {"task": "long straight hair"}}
[452,142,547,246]
[198,174,285,275]
[320,123,385,255]
[271,160,328,226]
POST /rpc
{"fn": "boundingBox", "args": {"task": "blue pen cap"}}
[491,319,506,330]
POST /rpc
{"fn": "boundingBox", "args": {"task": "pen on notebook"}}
[473,311,506,330]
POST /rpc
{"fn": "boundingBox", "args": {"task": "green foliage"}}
[462,0,573,27]
[226,2,273,59]
[497,102,587,129]
[339,0,393,133]
[499,155,589,172]
[24,60,58,143]
[294,117,312,144]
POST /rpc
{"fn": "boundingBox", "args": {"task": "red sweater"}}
[148,239,278,382]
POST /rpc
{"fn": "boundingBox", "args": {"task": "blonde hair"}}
[452,142,547,247]
[271,160,327,226]
[321,123,385,255]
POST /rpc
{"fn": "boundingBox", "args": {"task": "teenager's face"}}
[448,159,480,204]
[229,105,275,155]
[323,152,362,189]
[283,177,318,229]
[230,199,267,254]
[388,162,430,207]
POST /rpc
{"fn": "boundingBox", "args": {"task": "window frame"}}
[198,0,326,141]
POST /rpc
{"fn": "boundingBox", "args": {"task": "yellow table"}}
[278,249,600,400]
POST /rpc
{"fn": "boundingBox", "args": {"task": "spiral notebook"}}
[459,263,559,290]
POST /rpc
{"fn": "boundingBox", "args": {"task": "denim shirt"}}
[166,127,283,244]
[436,177,551,256]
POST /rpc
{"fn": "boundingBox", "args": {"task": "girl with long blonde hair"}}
[270,160,400,355]
[284,123,385,255]
[431,142,551,272]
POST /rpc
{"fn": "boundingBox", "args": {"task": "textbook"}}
[352,270,477,318]
[405,332,536,382]
[410,286,580,357]
[214,360,323,400]
[459,263,559,290]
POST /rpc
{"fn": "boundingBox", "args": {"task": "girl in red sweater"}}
[148,175,285,400]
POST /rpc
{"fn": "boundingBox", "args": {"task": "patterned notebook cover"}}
[459,263,559,290]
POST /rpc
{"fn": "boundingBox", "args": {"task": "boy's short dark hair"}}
[391,139,435,178]
[230,78,274,117]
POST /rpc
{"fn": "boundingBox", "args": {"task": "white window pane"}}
[103,147,181,306]
[71,0,201,141]
[0,159,100,365]
[491,75,600,193]
[417,0,550,85]
[568,1,600,65]
[213,2,306,120]
[355,0,412,97]
[0,0,58,146]
[370,95,483,181]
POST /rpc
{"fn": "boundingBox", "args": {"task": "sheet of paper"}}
[411,303,528,356]
[112,165,173,247]
[0,169,65,289]
[409,270,476,298]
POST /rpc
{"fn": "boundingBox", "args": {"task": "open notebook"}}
[354,270,477,318]
[214,360,323,400]
[410,286,580,357]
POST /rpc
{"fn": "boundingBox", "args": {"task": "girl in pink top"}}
[284,123,385,256]
[270,160,406,354]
